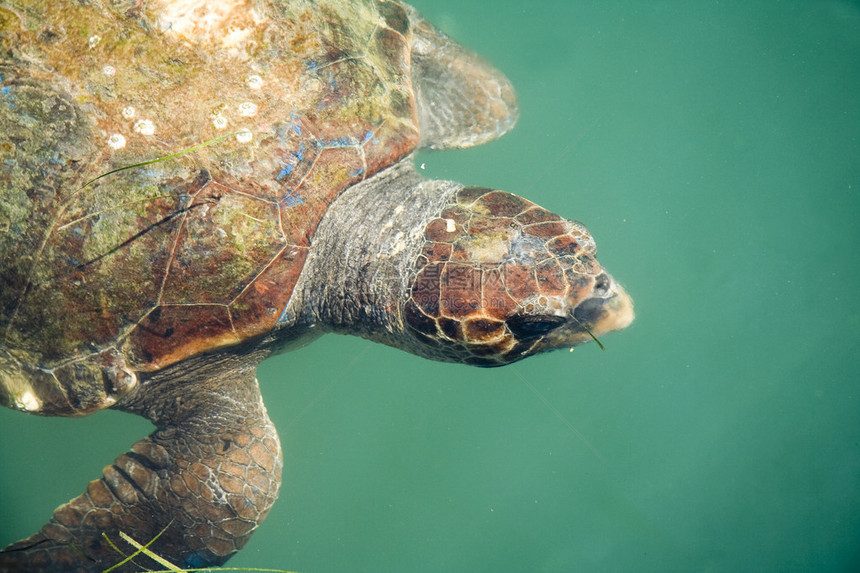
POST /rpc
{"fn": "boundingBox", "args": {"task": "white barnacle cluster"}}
[246,74,264,90]
[107,113,156,151]
[101,85,162,150]
[98,1,274,153]
[207,75,267,142]
[134,119,156,135]
[101,56,267,153]
[238,101,258,117]
[228,76,269,143]
[107,133,126,150]
[212,114,228,130]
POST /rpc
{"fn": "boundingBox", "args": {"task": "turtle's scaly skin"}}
[0,0,632,570]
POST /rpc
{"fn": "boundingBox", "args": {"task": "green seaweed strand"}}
[79,130,254,191]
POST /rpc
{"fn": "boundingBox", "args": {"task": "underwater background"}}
[1,0,858,571]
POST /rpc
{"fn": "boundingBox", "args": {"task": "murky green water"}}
[2,1,859,571]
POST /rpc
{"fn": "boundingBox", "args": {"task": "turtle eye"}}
[506,314,566,339]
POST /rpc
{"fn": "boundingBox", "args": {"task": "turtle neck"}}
[278,160,461,347]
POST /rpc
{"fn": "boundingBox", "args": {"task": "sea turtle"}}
[0,0,634,570]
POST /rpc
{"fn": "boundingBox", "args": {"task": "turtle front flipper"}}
[0,356,281,573]
[408,7,519,150]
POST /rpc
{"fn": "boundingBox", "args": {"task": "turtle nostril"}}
[592,273,611,298]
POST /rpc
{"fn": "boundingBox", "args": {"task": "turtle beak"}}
[572,273,635,338]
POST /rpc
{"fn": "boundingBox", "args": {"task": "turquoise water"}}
[2,1,859,571]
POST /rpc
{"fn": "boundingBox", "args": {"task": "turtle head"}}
[403,187,634,366]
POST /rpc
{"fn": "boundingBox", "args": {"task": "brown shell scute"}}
[472,190,531,217]
[159,183,286,306]
[0,0,421,412]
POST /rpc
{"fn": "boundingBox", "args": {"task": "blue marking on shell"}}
[1,84,15,109]
[325,136,355,148]
[289,113,302,136]
[276,164,294,180]
[281,190,303,207]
